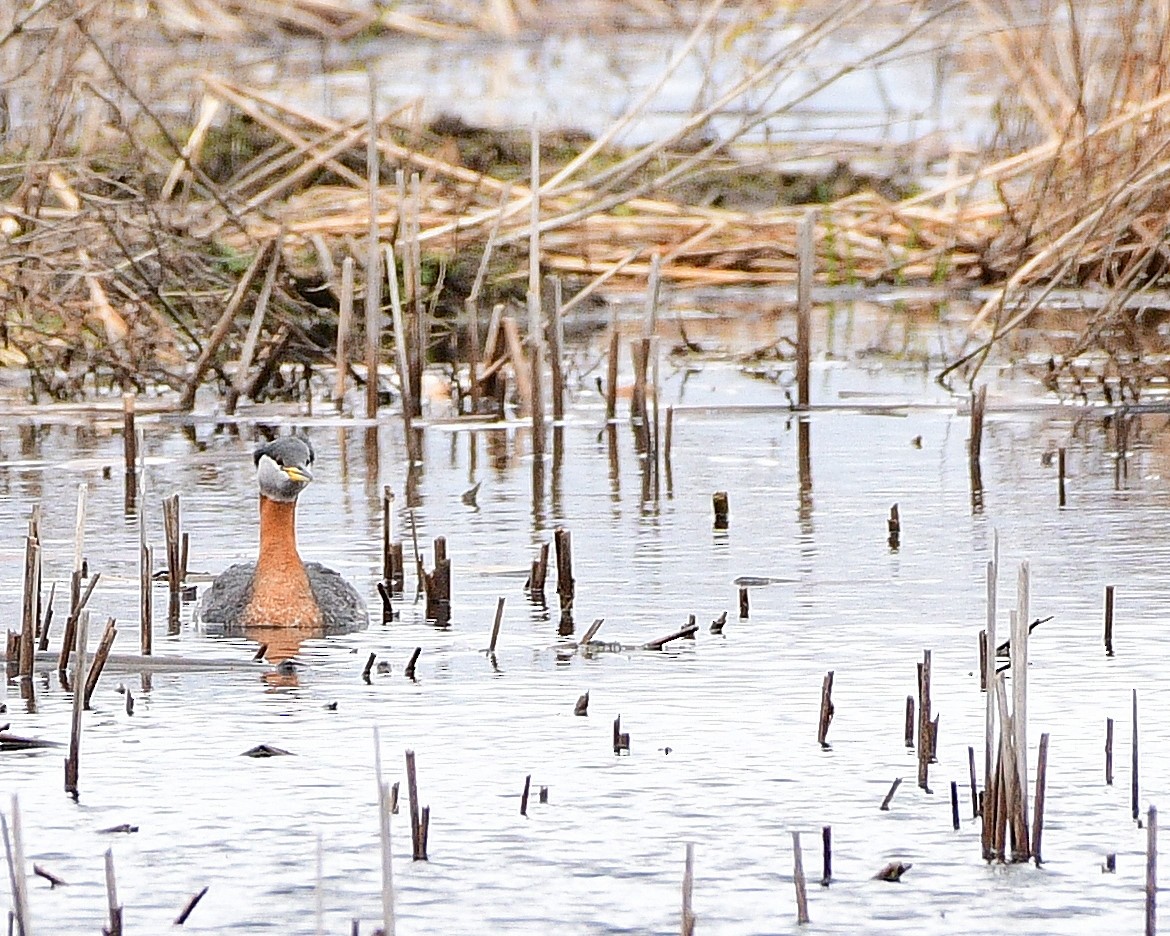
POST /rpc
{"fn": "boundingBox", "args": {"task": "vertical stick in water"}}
[917,650,931,791]
[19,535,37,678]
[488,597,505,654]
[984,553,997,799]
[1032,732,1049,865]
[406,749,424,861]
[65,611,90,796]
[969,385,986,505]
[969,745,979,818]
[1058,447,1067,506]
[817,671,834,749]
[3,796,31,936]
[1107,717,1114,785]
[315,832,324,936]
[381,486,395,585]
[1134,689,1141,823]
[365,67,382,421]
[950,781,960,830]
[795,211,815,409]
[549,277,565,422]
[605,315,619,422]
[1012,562,1030,855]
[140,542,153,657]
[820,826,831,886]
[681,843,695,936]
[385,245,417,461]
[373,728,395,936]
[1105,584,1115,656]
[335,256,355,412]
[792,831,809,925]
[105,847,123,936]
[1147,804,1158,936]
[528,120,545,450]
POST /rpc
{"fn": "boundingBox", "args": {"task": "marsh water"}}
[1,304,1169,933]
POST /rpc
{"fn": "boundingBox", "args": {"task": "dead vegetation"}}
[2,0,1170,403]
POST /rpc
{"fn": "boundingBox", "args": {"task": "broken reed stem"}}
[1012,563,1031,858]
[1148,804,1158,936]
[820,826,831,887]
[488,597,505,654]
[951,781,960,830]
[365,67,382,421]
[880,777,902,811]
[904,696,914,748]
[554,527,574,622]
[19,534,37,678]
[385,244,416,459]
[969,384,986,501]
[1134,689,1141,823]
[550,277,565,422]
[372,726,396,936]
[1105,584,1115,656]
[83,617,117,709]
[58,572,99,674]
[682,843,695,936]
[817,671,834,749]
[969,745,980,818]
[792,831,810,925]
[528,121,546,450]
[105,847,123,936]
[122,392,137,477]
[917,650,932,792]
[984,550,998,804]
[1058,447,1067,507]
[3,796,30,936]
[1032,732,1050,865]
[335,256,355,411]
[175,885,209,925]
[605,320,619,422]
[520,774,531,817]
[405,749,427,861]
[140,541,153,656]
[712,491,729,530]
[1107,717,1114,785]
[796,210,814,409]
[65,610,90,797]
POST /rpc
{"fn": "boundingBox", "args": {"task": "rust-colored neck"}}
[257,495,303,574]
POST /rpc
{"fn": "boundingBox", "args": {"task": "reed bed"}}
[3,1,1170,403]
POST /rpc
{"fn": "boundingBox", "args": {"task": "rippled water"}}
[1,338,1169,933]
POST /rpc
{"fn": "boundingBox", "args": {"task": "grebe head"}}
[254,436,315,503]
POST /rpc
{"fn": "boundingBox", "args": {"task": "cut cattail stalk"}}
[1147,804,1157,936]
[682,843,695,936]
[520,774,531,817]
[579,618,604,646]
[405,749,427,861]
[574,693,589,716]
[488,597,505,654]
[1058,447,1067,507]
[817,671,834,749]
[792,831,810,925]
[554,527,574,623]
[105,847,123,936]
[362,653,376,684]
[1107,717,1114,786]
[796,210,814,410]
[887,503,900,549]
[404,647,421,681]
[1032,733,1050,865]
[739,588,749,619]
[820,826,832,887]
[174,885,209,925]
[65,611,90,797]
[642,622,698,651]
[712,491,729,530]
[83,618,118,709]
[880,777,902,811]
[1105,585,1115,656]
[335,256,354,411]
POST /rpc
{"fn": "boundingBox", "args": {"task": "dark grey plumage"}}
[196,561,367,635]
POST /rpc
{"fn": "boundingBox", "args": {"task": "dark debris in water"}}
[0,730,62,750]
[241,744,294,758]
[98,824,138,834]
[873,861,912,882]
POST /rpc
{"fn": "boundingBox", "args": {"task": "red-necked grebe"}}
[197,436,368,633]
